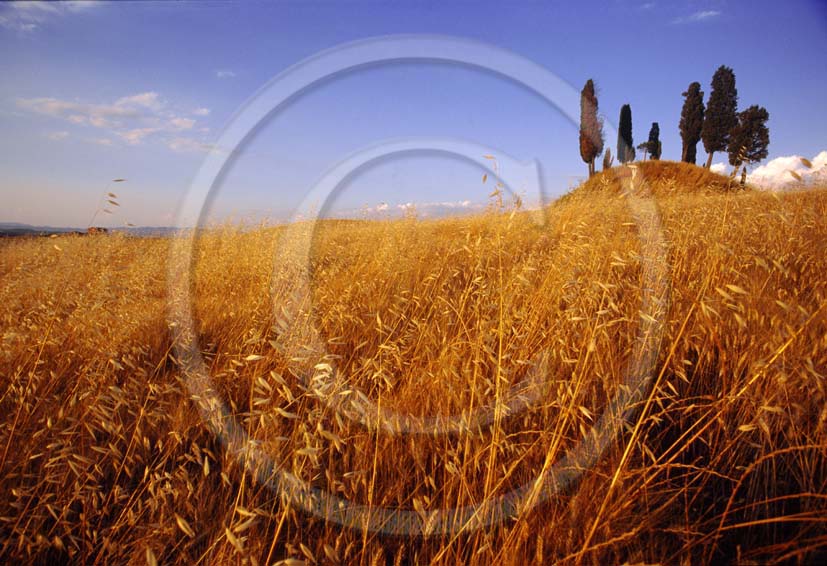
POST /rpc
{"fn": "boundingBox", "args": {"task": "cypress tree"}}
[679,81,704,163]
[617,104,634,164]
[602,148,613,171]
[701,66,738,168]
[579,79,604,178]
[727,105,770,186]
[647,122,661,160]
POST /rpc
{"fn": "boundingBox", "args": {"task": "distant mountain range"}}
[0,222,179,238]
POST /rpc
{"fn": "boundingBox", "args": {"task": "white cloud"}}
[45,130,69,141]
[710,162,727,174]
[17,91,210,151]
[434,200,473,209]
[397,200,475,211]
[363,200,480,215]
[192,107,210,116]
[169,117,195,131]
[3,21,38,33]
[0,1,96,33]
[690,10,721,21]
[339,199,488,219]
[119,127,160,145]
[672,10,721,24]
[747,151,827,189]
[89,114,112,128]
[17,95,141,129]
[215,69,236,79]
[166,137,213,153]
[63,2,100,12]
[115,91,163,111]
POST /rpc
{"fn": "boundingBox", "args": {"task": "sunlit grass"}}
[1,166,826,564]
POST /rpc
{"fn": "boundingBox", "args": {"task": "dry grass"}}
[579,159,741,196]
[1,167,826,565]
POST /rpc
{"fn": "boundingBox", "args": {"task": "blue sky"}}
[1,0,825,227]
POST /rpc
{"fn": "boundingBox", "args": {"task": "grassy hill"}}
[576,159,740,197]
[1,178,826,564]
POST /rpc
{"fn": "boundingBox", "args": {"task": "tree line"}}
[579,65,770,185]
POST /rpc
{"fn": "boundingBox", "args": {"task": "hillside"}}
[1,185,826,564]
[575,159,740,197]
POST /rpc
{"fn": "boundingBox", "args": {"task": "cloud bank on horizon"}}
[710,151,827,190]
[710,150,827,190]
[749,151,827,188]
[347,199,481,218]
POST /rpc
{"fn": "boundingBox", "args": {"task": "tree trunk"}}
[681,144,687,163]
[687,144,697,164]
[740,166,747,187]
[705,152,714,168]
[588,160,594,178]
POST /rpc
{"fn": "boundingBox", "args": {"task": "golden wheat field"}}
[1,162,826,565]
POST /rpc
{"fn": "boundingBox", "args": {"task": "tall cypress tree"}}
[728,105,770,186]
[647,122,661,160]
[679,81,704,164]
[579,79,604,178]
[617,104,634,164]
[701,66,738,168]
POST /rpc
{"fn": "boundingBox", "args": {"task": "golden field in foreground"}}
[1,164,826,564]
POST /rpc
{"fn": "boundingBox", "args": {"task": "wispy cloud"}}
[118,127,160,145]
[0,1,97,33]
[639,2,656,10]
[192,107,211,116]
[166,137,214,153]
[16,91,211,152]
[115,92,163,111]
[215,69,236,79]
[88,137,114,147]
[169,117,195,131]
[17,92,159,129]
[45,130,69,141]
[672,10,721,24]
